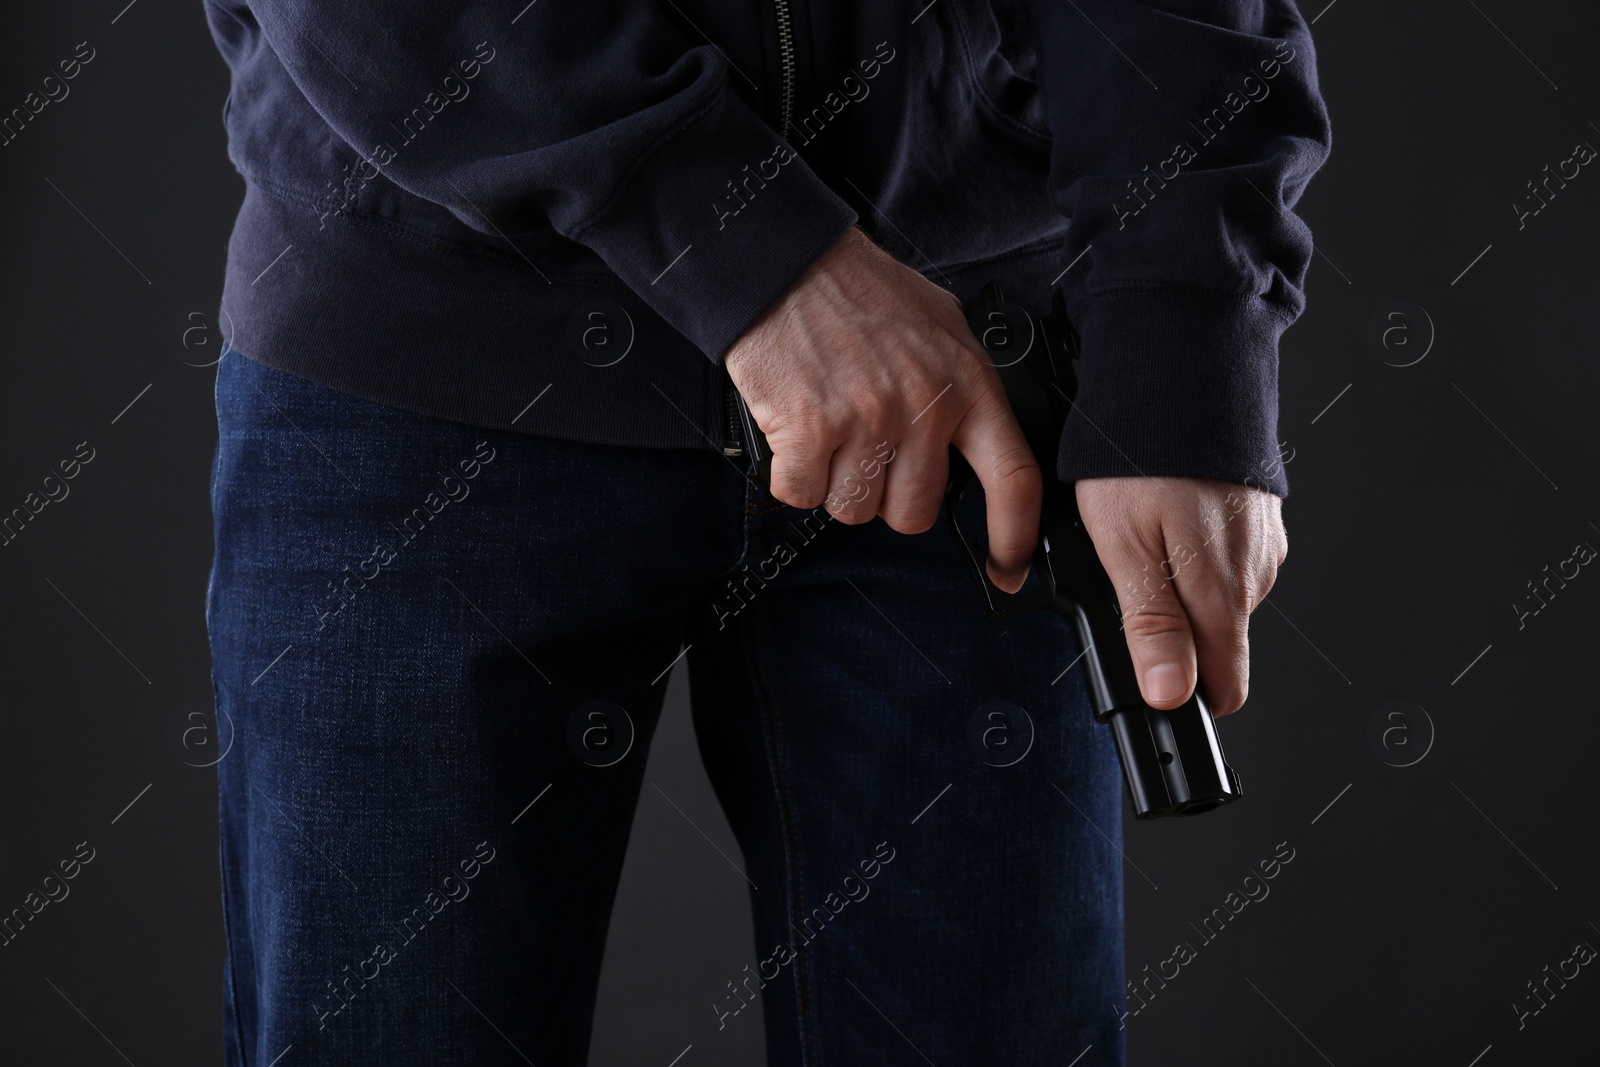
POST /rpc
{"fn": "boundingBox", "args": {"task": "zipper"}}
[723,375,744,456]
[771,0,797,135]
[718,0,792,458]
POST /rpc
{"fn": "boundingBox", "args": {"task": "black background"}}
[1,1,1597,1064]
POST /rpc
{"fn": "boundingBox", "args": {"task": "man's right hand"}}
[723,225,1042,594]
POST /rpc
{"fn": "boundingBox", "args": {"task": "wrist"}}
[729,226,871,363]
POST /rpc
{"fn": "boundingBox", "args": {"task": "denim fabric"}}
[207,348,1126,1066]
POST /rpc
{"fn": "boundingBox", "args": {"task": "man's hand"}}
[726,227,1285,718]
[1076,476,1287,717]
[724,226,1042,593]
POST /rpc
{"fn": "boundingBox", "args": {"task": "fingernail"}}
[1144,663,1187,704]
[985,562,1013,590]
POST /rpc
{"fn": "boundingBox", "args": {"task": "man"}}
[202,0,1328,1063]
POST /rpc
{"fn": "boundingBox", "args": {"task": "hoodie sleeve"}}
[238,0,858,362]
[1014,0,1332,497]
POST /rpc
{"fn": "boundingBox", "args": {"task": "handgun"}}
[729,280,1243,819]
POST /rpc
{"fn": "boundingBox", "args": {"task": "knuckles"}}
[989,446,1043,489]
[769,470,826,510]
[1120,606,1190,643]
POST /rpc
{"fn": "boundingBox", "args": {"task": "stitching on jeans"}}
[704,455,760,585]
[209,386,250,1064]
[742,580,822,1065]
[218,765,252,1066]
[733,459,821,1061]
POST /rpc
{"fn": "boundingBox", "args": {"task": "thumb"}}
[1095,535,1199,712]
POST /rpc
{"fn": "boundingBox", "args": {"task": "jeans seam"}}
[209,373,249,1063]
[739,504,822,1067]
[217,756,251,1065]
[744,624,822,1067]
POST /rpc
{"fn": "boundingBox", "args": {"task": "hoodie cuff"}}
[1056,287,1295,498]
[567,84,859,362]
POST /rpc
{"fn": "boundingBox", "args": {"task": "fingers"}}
[824,440,895,522]
[876,434,945,535]
[1078,478,1286,717]
[1086,500,1199,712]
[950,395,1042,594]
[721,230,999,531]
[1166,541,1250,716]
[1171,487,1288,715]
[722,228,1040,573]
[766,416,839,510]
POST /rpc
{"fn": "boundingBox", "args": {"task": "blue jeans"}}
[207,349,1126,1065]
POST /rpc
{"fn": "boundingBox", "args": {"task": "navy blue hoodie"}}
[203,0,1330,496]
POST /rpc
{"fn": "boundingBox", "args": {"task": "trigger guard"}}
[945,475,992,609]
[945,473,1053,620]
